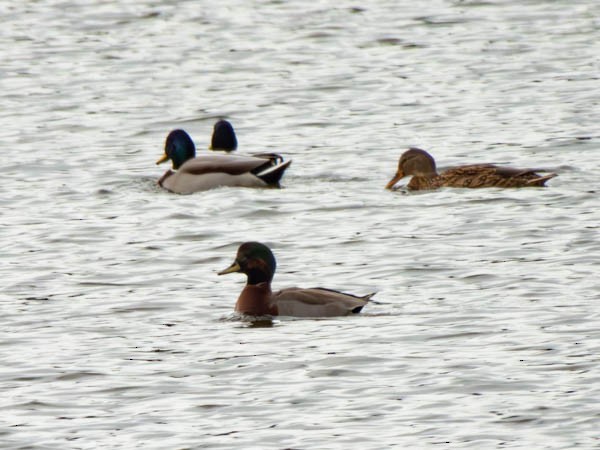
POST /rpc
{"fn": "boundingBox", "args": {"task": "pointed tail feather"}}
[256,159,292,186]
[352,293,376,313]
[362,292,377,302]
[526,173,557,186]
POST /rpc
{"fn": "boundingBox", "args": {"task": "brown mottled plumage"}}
[386,148,557,191]
[218,242,374,317]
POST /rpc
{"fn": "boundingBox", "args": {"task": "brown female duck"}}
[218,242,374,317]
[385,148,557,191]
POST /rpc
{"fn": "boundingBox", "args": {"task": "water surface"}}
[1,1,599,449]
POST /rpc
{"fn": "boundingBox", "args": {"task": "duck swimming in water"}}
[209,119,288,163]
[156,129,291,194]
[209,119,238,152]
[386,148,557,190]
[218,242,374,317]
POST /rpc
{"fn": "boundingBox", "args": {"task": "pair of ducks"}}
[156,120,292,194]
[156,120,557,194]
[157,121,557,318]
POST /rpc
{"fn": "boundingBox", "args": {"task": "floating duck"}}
[209,119,287,163]
[156,129,291,194]
[218,242,374,317]
[386,148,557,190]
[209,119,238,151]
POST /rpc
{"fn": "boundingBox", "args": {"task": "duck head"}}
[157,129,196,170]
[218,242,276,285]
[210,119,238,151]
[386,148,437,189]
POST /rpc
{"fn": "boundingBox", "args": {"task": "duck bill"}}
[385,170,404,190]
[218,261,241,275]
[156,153,169,165]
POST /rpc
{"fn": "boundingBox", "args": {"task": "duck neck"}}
[235,283,275,316]
[419,168,439,179]
[171,148,193,170]
[408,173,442,190]
[246,269,273,286]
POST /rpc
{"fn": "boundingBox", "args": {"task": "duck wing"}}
[254,159,292,186]
[250,152,285,165]
[246,153,292,185]
[183,153,291,186]
[442,164,556,188]
[179,153,272,176]
[490,166,557,185]
[271,287,374,317]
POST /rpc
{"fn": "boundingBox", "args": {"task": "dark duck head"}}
[218,242,276,285]
[157,129,196,170]
[386,148,438,189]
[210,119,238,152]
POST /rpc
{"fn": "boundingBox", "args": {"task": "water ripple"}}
[1,1,599,449]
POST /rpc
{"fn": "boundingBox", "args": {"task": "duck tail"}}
[256,159,292,186]
[363,292,377,302]
[526,173,557,186]
[351,292,377,313]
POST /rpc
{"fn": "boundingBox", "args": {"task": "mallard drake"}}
[156,129,291,194]
[386,148,557,190]
[218,242,374,317]
[209,119,238,151]
[209,119,285,162]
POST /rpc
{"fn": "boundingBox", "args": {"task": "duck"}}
[156,129,291,194]
[209,119,286,163]
[209,119,238,151]
[218,242,374,317]
[386,148,557,190]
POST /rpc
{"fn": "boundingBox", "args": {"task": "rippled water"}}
[2,1,599,448]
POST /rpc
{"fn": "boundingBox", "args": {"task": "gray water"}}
[1,1,599,449]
